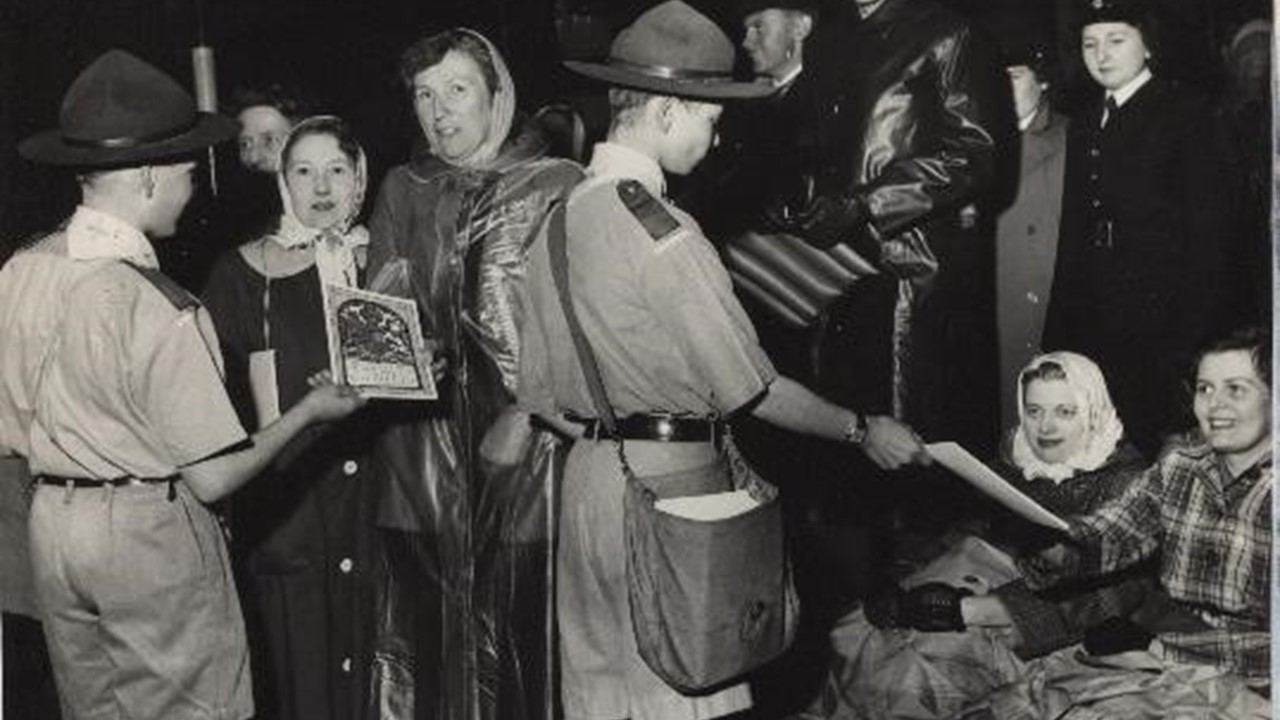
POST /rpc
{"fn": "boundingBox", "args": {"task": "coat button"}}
[1026,291,1039,303]
[339,557,354,573]
[1089,148,1100,157]
[343,460,358,476]
[1026,224,1036,235]
[341,657,352,673]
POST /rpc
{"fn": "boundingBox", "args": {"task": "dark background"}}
[0,0,1268,258]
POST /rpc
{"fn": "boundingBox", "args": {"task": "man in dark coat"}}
[764,0,1014,554]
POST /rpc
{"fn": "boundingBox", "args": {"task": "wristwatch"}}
[843,412,868,445]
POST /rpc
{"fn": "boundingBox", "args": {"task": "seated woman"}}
[798,351,1151,720]
[976,327,1271,717]
[202,115,379,720]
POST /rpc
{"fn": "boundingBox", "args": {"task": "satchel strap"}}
[547,200,619,438]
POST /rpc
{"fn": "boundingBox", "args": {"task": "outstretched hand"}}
[860,415,931,470]
[300,370,367,422]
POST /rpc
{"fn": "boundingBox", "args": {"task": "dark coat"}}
[1043,77,1236,455]
[996,105,1069,430]
[796,0,1015,455]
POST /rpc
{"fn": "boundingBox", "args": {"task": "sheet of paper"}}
[654,490,760,521]
[926,441,1070,532]
[247,349,280,428]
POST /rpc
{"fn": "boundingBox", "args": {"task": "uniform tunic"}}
[518,143,776,720]
[1044,75,1236,455]
[0,206,252,720]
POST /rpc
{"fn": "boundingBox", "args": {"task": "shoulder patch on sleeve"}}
[121,262,200,312]
[616,179,679,242]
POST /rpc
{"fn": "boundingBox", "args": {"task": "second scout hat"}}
[20,49,238,168]
[565,0,775,100]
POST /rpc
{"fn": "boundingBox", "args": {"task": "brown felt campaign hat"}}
[565,0,775,100]
[19,49,238,168]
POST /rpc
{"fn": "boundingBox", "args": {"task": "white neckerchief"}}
[587,142,666,198]
[1107,67,1153,109]
[66,205,159,269]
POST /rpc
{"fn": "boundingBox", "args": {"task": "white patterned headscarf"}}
[431,28,517,170]
[1011,351,1126,483]
[270,115,369,287]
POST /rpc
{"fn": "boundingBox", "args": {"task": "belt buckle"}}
[654,416,675,441]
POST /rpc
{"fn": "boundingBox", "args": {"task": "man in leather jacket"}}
[768,0,1014,575]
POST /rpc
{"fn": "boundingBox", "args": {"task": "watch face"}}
[845,416,867,444]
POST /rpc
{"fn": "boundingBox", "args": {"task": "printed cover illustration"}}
[322,283,437,400]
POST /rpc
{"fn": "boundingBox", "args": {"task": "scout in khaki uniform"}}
[515,4,931,719]
[0,50,364,720]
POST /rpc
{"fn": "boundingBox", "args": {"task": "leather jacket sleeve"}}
[854,24,1004,240]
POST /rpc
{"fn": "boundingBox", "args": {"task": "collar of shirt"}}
[1107,67,1153,109]
[1217,449,1272,489]
[1017,105,1040,132]
[587,142,666,198]
[773,63,803,89]
[66,205,159,269]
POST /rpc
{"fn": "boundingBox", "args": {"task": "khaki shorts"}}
[30,480,253,720]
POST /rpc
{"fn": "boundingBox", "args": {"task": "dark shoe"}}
[864,582,970,632]
[902,582,971,632]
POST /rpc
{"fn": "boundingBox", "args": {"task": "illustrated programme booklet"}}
[322,283,437,401]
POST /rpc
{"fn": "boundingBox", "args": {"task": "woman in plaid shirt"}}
[1022,327,1271,682]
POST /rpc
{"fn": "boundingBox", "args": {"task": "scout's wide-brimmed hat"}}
[565,0,774,100]
[19,49,238,167]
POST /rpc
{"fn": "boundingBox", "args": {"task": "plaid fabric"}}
[1021,439,1272,679]
[999,574,1155,660]
[996,447,1153,660]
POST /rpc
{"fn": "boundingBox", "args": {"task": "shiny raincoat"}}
[364,123,582,720]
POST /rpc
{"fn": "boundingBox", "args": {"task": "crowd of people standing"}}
[0,0,1271,718]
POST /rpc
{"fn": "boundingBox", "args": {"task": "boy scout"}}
[515,4,930,718]
[0,50,363,719]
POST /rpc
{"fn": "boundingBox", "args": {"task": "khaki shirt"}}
[519,142,775,419]
[0,225,245,479]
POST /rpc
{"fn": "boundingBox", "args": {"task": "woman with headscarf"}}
[796,352,1152,720]
[363,28,583,720]
[202,115,380,720]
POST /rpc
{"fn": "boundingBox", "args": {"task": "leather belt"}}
[36,474,179,500]
[566,413,723,443]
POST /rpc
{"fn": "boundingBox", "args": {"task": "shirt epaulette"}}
[616,179,679,242]
[121,262,200,312]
